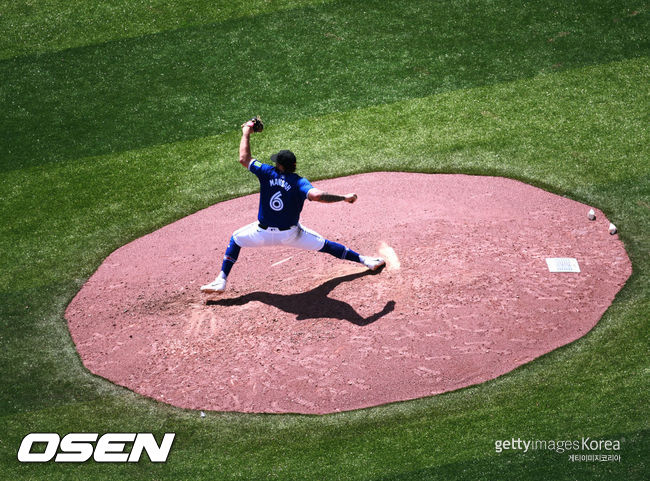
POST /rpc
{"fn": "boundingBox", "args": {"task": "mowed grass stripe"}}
[1,57,647,295]
[0,0,338,60]
[1,0,646,171]
[1,60,648,478]
[2,387,646,481]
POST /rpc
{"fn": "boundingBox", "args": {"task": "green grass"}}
[1,0,648,479]
[1,0,646,171]
[0,0,337,59]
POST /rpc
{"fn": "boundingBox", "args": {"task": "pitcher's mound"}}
[66,173,631,414]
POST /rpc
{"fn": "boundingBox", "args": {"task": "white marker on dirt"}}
[271,257,293,267]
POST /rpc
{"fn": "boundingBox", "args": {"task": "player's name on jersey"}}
[269,178,293,191]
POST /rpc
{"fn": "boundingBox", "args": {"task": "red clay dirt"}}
[65,173,631,414]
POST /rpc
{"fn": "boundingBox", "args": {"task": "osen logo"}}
[18,433,175,463]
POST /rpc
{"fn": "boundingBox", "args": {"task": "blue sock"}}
[319,240,361,263]
[220,237,241,277]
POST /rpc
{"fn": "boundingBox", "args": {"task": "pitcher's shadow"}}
[207,268,395,326]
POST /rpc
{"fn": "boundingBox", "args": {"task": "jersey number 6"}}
[270,191,284,212]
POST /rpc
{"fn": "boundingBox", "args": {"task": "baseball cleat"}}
[361,256,386,271]
[200,276,227,293]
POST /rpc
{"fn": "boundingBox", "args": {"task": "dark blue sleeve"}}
[297,177,314,199]
[248,160,271,179]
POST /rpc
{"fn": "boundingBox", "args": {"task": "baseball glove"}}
[250,116,264,133]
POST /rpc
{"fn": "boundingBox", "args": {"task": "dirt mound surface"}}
[66,173,631,414]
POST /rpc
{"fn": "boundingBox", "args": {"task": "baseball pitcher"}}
[201,117,385,294]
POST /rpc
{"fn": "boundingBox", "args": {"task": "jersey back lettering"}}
[249,160,313,229]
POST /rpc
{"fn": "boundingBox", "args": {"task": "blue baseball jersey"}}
[248,160,314,229]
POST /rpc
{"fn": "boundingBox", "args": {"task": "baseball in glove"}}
[249,116,264,133]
